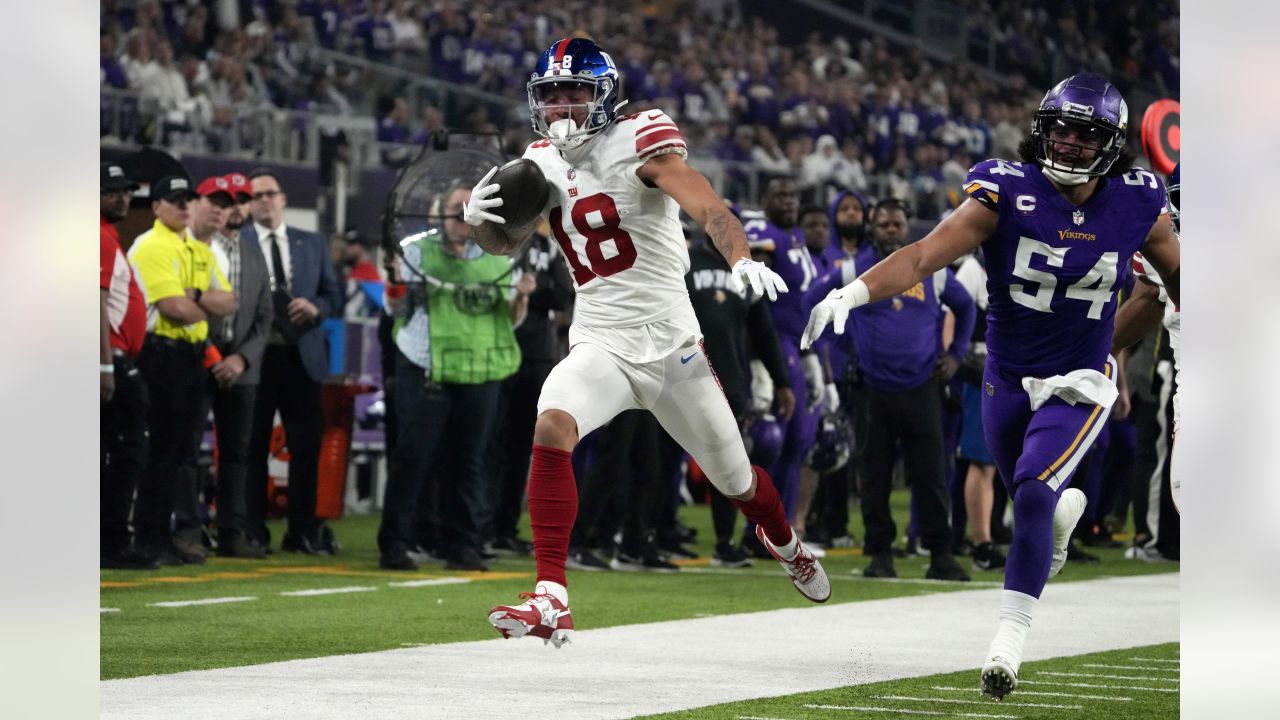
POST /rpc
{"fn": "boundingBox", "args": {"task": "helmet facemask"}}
[528,76,620,150]
[1032,103,1127,185]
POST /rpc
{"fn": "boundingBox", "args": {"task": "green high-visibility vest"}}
[412,236,521,384]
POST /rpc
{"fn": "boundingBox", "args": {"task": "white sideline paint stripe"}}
[737,716,796,720]
[931,686,1133,702]
[148,596,257,608]
[683,567,1002,587]
[101,608,121,613]
[1037,671,1178,682]
[386,578,471,588]
[804,704,1019,718]
[871,694,1081,710]
[1021,680,1178,693]
[1081,663,1180,672]
[101,573,1177,720]
[1130,657,1180,663]
[279,586,377,597]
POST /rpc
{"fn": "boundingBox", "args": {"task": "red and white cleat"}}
[756,526,831,603]
[488,591,575,648]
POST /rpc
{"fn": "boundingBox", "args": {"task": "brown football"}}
[491,158,550,227]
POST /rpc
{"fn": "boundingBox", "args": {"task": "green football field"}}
[102,497,1179,718]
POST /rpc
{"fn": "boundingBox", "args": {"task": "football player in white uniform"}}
[1113,164,1180,510]
[466,37,830,648]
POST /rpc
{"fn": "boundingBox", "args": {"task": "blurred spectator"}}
[410,105,445,146]
[354,0,395,64]
[377,95,412,165]
[334,228,384,319]
[387,0,427,57]
[203,174,274,559]
[101,31,129,89]
[243,170,343,556]
[376,183,532,571]
[127,175,236,566]
[100,163,154,570]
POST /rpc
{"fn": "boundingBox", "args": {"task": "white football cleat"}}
[981,656,1018,701]
[756,526,831,603]
[1049,488,1087,578]
[488,591,574,648]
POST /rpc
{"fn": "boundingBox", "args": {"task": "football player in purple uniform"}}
[801,74,1179,700]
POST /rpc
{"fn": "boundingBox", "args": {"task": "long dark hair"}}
[1016,132,1136,178]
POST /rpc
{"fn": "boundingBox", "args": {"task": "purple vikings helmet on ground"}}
[527,37,625,150]
[1030,73,1128,184]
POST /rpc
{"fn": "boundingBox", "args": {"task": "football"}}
[491,158,549,228]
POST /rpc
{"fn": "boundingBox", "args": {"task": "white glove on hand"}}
[800,279,870,350]
[823,382,840,414]
[462,166,504,226]
[730,258,789,301]
[800,353,824,410]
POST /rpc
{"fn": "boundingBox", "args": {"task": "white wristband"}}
[843,278,871,310]
[100,363,114,373]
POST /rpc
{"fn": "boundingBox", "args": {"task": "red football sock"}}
[527,445,578,587]
[732,465,794,548]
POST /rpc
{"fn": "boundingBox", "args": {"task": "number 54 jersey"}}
[523,109,699,363]
[963,159,1168,377]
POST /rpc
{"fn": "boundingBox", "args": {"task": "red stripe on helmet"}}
[553,38,572,64]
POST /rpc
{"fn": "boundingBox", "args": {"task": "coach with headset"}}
[807,198,976,581]
[241,169,343,556]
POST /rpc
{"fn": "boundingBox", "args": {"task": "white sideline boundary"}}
[101,574,1177,720]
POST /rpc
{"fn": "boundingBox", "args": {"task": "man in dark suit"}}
[243,169,343,554]
[204,173,274,558]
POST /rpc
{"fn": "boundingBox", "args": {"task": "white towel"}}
[1021,359,1118,412]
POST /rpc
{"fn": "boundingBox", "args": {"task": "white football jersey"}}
[1131,249,1180,372]
[523,108,700,363]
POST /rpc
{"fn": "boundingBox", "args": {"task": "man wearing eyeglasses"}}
[128,175,237,566]
[242,169,343,555]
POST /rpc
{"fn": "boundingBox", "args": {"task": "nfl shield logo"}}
[1072,209,1085,226]
[567,168,576,181]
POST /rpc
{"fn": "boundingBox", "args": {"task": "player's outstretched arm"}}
[464,166,537,256]
[639,153,788,300]
[1140,213,1180,308]
[801,199,995,349]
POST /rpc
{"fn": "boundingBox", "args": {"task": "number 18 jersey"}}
[963,159,1168,377]
[523,109,699,362]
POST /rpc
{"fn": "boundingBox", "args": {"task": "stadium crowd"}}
[101,0,1180,574]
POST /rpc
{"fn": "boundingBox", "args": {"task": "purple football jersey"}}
[744,217,819,341]
[964,159,1168,376]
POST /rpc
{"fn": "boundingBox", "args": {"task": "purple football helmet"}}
[527,37,623,150]
[807,412,854,474]
[1031,73,1129,178]
[745,414,785,469]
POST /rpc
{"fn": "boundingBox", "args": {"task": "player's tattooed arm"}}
[639,153,751,265]
[473,220,537,257]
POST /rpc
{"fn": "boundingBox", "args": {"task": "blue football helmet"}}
[1167,163,1180,233]
[527,37,624,150]
[1031,73,1129,180]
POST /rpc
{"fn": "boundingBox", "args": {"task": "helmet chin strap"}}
[1041,165,1092,186]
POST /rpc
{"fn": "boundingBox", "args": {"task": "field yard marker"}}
[149,596,257,608]
[803,704,1019,718]
[279,586,377,597]
[871,694,1082,710]
[1081,663,1179,672]
[1037,671,1178,682]
[101,608,120,613]
[931,686,1132,701]
[1020,680,1177,693]
[1129,657,1179,663]
[387,578,472,588]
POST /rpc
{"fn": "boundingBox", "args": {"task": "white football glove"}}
[462,166,503,226]
[823,382,840,414]
[730,258,789,301]
[799,279,870,350]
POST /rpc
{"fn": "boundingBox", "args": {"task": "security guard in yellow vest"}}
[127,176,237,565]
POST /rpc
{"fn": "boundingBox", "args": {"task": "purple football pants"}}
[982,359,1114,597]
[768,338,821,519]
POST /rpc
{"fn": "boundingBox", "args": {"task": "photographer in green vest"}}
[377,182,535,572]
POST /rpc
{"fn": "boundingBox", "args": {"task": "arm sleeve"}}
[631,109,688,164]
[962,158,1012,212]
[941,269,976,359]
[100,236,115,290]
[236,253,274,370]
